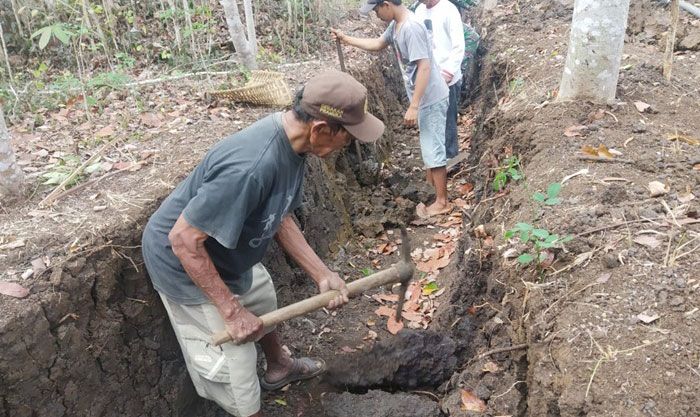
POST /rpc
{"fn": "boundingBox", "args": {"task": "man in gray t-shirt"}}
[142,71,384,417]
[332,0,453,219]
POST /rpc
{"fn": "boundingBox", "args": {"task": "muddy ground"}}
[1,1,699,416]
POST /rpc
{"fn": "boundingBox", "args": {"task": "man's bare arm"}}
[331,28,388,52]
[275,215,349,309]
[169,214,263,343]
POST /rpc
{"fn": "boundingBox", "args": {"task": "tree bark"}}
[243,0,257,58]
[558,0,631,103]
[0,105,25,198]
[219,0,257,69]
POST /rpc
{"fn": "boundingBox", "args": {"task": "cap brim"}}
[359,3,375,15]
[344,113,385,143]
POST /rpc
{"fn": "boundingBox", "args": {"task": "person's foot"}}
[261,357,326,391]
[415,202,453,219]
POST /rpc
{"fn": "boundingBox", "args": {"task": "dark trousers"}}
[445,79,462,159]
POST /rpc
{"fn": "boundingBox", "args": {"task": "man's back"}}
[142,113,306,304]
[382,15,449,108]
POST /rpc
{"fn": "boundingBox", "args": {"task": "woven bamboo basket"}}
[209,70,292,107]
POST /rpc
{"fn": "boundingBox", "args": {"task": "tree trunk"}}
[558,0,631,103]
[0,106,25,198]
[219,0,257,69]
[243,0,257,58]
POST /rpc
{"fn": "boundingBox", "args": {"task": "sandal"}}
[260,357,326,391]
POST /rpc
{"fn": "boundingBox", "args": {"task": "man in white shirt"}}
[415,0,465,160]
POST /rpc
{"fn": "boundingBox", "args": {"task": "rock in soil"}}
[323,390,441,417]
[324,330,457,389]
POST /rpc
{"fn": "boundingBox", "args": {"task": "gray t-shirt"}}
[382,16,449,108]
[142,113,305,304]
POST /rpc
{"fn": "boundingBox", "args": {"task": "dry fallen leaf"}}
[140,112,163,128]
[637,313,660,324]
[433,233,452,243]
[372,293,400,303]
[582,144,615,158]
[95,124,115,138]
[564,125,588,137]
[460,389,487,412]
[678,193,696,204]
[648,181,669,197]
[634,235,662,249]
[667,134,700,145]
[481,361,500,373]
[363,330,378,341]
[387,315,404,335]
[634,101,651,113]
[458,183,475,195]
[340,346,357,353]
[0,281,30,299]
[0,239,26,250]
[401,311,423,323]
[374,305,395,317]
[474,225,488,238]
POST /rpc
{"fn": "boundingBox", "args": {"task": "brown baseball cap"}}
[301,70,385,143]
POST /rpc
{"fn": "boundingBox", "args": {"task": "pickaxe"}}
[212,228,415,346]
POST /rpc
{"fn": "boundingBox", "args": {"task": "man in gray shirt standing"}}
[332,0,452,219]
[142,70,384,417]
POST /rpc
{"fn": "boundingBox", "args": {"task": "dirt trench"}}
[0,53,410,416]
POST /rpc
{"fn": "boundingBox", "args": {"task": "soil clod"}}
[324,330,457,389]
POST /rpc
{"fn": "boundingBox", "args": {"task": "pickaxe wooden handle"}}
[211,229,414,346]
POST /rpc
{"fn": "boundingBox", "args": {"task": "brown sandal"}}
[260,357,326,391]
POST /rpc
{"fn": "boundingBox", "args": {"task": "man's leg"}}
[428,166,449,211]
[417,98,451,216]
[248,265,325,389]
[445,80,462,159]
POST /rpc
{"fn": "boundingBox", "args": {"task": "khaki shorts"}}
[158,263,277,417]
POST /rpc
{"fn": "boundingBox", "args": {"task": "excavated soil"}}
[2,1,699,417]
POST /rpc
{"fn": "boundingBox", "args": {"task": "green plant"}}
[492,155,523,191]
[360,267,372,277]
[508,77,525,94]
[505,222,573,266]
[41,155,104,188]
[533,182,562,206]
[32,23,75,49]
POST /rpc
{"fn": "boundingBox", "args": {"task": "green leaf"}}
[422,281,439,295]
[544,235,558,244]
[519,230,530,243]
[492,172,507,191]
[547,182,562,198]
[42,171,68,185]
[532,229,550,239]
[559,235,574,243]
[360,268,371,277]
[533,192,546,203]
[52,24,72,45]
[35,27,52,49]
[517,253,534,264]
[538,241,554,249]
[274,398,287,406]
[509,169,523,180]
[515,223,534,231]
[545,197,562,206]
[85,161,103,174]
[504,230,515,239]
